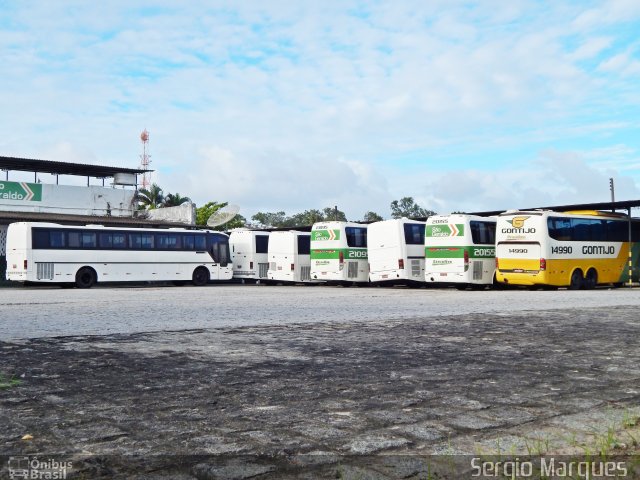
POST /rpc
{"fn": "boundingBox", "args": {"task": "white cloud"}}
[1,1,639,221]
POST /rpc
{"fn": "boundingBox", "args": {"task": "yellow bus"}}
[495,210,639,289]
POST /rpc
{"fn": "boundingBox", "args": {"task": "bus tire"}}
[569,269,584,290]
[75,267,97,289]
[192,267,210,286]
[585,269,598,290]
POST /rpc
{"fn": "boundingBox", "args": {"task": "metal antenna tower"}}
[139,129,151,190]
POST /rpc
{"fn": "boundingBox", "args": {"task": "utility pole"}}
[609,178,615,212]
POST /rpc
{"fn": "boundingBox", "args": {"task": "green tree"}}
[362,211,383,222]
[162,193,191,207]
[390,197,436,219]
[321,207,347,222]
[251,211,288,228]
[137,183,164,210]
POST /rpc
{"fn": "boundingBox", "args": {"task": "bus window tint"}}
[346,227,367,248]
[50,230,66,248]
[297,235,311,255]
[32,229,50,248]
[470,221,496,245]
[99,233,113,248]
[67,231,96,248]
[548,217,629,242]
[255,235,269,254]
[403,223,425,245]
[112,233,127,249]
[128,234,140,249]
[157,234,182,249]
[183,235,194,250]
[209,234,230,265]
[82,232,96,248]
[194,235,207,251]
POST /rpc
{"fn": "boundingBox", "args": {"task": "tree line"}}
[136,184,435,229]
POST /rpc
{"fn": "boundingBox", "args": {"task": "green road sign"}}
[0,181,42,201]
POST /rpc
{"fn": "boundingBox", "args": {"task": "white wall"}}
[0,181,136,217]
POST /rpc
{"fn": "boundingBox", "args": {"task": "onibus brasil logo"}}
[7,456,72,479]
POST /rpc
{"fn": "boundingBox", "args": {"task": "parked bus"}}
[229,229,270,282]
[5,222,233,288]
[495,210,640,289]
[267,230,316,283]
[424,214,497,288]
[310,221,368,283]
[368,218,425,284]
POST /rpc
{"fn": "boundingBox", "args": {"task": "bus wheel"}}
[569,269,584,290]
[75,267,97,289]
[192,267,210,286]
[585,269,598,290]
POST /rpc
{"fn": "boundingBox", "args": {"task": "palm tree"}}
[163,193,191,207]
[137,183,164,210]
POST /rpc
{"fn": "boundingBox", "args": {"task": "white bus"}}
[5,222,233,288]
[424,214,497,288]
[495,209,640,289]
[310,221,369,284]
[368,218,425,284]
[267,230,316,283]
[229,228,270,282]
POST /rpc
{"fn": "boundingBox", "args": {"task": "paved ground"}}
[1,286,640,478]
[1,284,639,338]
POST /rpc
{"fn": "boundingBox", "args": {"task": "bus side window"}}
[548,218,571,241]
[194,235,207,251]
[33,229,50,248]
[99,233,113,248]
[140,234,154,249]
[112,232,127,249]
[50,230,66,248]
[183,235,195,250]
[129,234,142,249]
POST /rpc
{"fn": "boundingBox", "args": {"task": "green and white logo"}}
[0,181,43,202]
[311,229,340,241]
[426,224,464,237]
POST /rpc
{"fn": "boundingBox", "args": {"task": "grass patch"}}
[0,372,21,389]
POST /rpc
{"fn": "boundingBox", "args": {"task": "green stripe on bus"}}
[425,246,495,259]
[311,248,368,260]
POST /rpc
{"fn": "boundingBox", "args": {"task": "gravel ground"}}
[1,286,640,478]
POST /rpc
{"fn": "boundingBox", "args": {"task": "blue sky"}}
[1,0,640,220]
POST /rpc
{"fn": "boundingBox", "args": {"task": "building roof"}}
[0,155,151,178]
[0,211,189,229]
[468,199,640,217]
